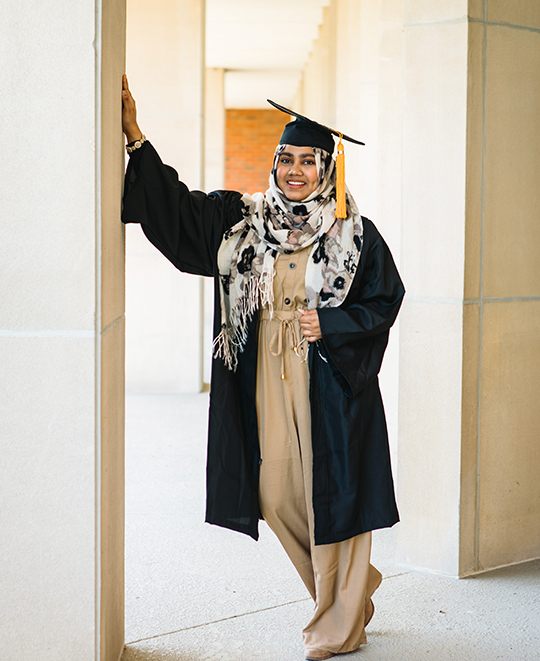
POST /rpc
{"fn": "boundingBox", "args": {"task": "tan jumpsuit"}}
[256,248,383,657]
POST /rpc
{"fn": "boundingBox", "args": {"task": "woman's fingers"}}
[123,74,132,94]
[122,87,133,107]
[122,74,134,107]
[298,309,322,342]
[122,92,133,111]
[122,75,129,102]
[121,75,142,142]
[298,309,317,325]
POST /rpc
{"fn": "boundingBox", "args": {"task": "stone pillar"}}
[301,1,337,126]
[0,1,126,658]
[100,2,128,655]
[201,67,225,385]
[205,67,225,193]
[375,0,404,453]
[126,0,206,393]
[336,0,380,220]
[377,0,403,257]
[463,0,540,574]
[397,0,540,576]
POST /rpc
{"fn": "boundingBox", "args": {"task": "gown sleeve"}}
[316,218,405,398]
[122,141,244,276]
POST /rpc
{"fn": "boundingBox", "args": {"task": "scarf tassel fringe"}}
[212,272,274,371]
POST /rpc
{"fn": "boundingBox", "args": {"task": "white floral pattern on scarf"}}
[213,144,363,370]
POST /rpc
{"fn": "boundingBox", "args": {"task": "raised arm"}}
[121,76,244,277]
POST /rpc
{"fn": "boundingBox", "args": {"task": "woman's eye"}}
[303,160,315,166]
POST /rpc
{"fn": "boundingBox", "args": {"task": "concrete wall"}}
[205,67,226,194]
[301,2,337,129]
[375,0,404,457]
[398,0,470,576]
[202,67,226,385]
[0,1,126,658]
[100,1,128,656]
[126,0,205,393]
[462,1,540,573]
[398,0,540,575]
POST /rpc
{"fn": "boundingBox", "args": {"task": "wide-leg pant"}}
[257,306,382,656]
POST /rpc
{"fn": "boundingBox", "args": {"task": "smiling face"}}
[275,145,320,201]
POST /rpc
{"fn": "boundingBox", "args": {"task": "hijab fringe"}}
[212,271,274,371]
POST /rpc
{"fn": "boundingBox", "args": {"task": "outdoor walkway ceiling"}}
[206,0,331,108]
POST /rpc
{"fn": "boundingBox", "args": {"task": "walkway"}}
[122,394,540,661]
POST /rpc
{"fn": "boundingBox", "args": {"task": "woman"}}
[122,74,404,660]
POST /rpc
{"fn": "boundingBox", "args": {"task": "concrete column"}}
[398,0,540,576]
[291,79,305,113]
[335,0,380,220]
[205,67,225,193]
[398,0,474,577]
[100,1,128,656]
[0,1,126,659]
[463,0,540,573]
[301,1,337,127]
[126,0,206,393]
[202,67,225,385]
[301,0,382,219]
[377,0,403,257]
[376,0,404,456]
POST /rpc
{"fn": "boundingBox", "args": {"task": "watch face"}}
[126,135,145,153]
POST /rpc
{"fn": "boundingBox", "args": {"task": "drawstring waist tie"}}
[259,309,308,380]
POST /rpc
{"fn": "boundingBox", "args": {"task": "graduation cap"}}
[267,99,364,219]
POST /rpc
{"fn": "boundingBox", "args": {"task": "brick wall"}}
[225,109,288,194]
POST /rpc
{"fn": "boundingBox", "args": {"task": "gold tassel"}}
[335,133,347,219]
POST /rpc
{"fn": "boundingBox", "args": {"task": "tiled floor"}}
[123,393,540,660]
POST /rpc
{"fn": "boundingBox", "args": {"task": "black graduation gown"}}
[122,141,405,546]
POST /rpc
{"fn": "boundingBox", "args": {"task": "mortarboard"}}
[268,99,365,149]
[267,99,364,219]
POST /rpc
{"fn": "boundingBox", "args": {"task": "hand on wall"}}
[122,74,143,143]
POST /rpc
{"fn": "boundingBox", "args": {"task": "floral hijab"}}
[213,144,363,371]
